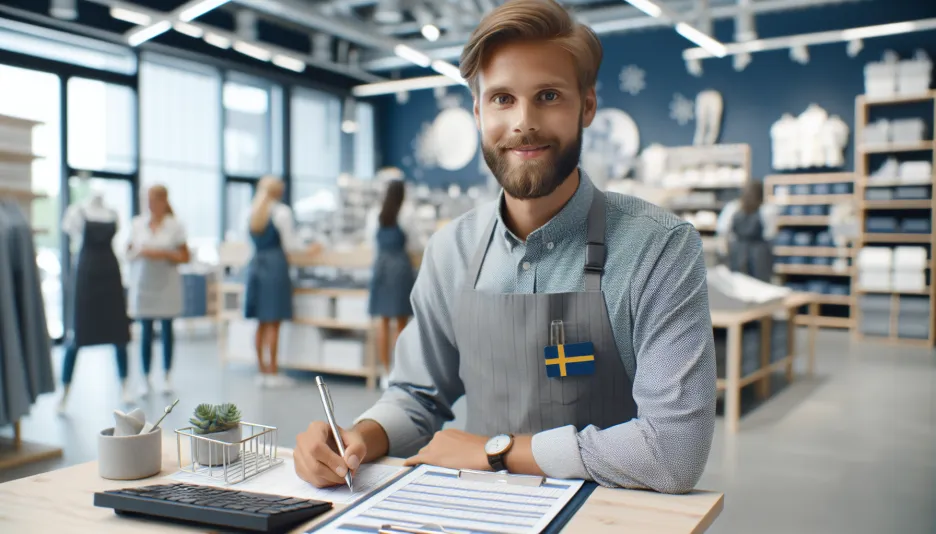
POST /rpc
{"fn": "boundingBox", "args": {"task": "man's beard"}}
[482,119,583,200]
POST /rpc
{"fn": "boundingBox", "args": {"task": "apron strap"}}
[465,206,499,290]
[584,188,606,292]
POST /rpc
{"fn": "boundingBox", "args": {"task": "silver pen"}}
[315,376,353,492]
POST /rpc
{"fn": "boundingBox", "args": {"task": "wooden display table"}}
[0,442,724,533]
[711,292,819,433]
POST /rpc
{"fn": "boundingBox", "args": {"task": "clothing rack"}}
[0,114,62,471]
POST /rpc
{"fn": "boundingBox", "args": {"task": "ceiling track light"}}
[50,0,78,20]
[233,40,272,61]
[110,7,152,26]
[127,20,172,47]
[173,21,204,38]
[179,0,231,23]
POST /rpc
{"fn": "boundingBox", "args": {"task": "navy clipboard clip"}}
[457,468,545,487]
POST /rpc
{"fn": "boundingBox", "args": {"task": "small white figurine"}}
[770,113,798,170]
[693,90,723,146]
[819,115,849,168]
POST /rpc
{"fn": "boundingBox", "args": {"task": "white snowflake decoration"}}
[670,93,694,126]
[619,65,646,96]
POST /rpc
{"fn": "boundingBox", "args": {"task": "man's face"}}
[474,40,597,199]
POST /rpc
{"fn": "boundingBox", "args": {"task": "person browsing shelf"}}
[127,184,190,396]
[295,0,716,494]
[245,176,319,388]
[715,180,778,282]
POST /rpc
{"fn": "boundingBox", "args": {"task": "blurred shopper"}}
[127,184,190,396]
[716,181,778,281]
[245,176,317,387]
[368,180,416,379]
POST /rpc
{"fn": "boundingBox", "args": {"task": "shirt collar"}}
[495,168,595,248]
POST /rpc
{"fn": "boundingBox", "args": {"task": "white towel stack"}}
[892,247,928,293]
[857,247,893,291]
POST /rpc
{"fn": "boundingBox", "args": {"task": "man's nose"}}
[512,100,540,134]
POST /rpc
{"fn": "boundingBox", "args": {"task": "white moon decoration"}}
[581,108,641,187]
[432,107,478,171]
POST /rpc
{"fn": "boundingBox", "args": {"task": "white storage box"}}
[897,50,932,96]
[858,270,892,291]
[279,323,323,366]
[864,52,899,99]
[225,318,258,364]
[893,247,928,270]
[891,118,926,144]
[293,294,331,319]
[892,270,927,293]
[858,247,894,270]
[898,161,933,183]
[862,119,891,145]
[322,337,365,371]
[335,296,369,323]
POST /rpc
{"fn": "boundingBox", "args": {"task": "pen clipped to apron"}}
[543,319,595,378]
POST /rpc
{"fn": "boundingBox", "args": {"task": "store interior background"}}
[0,0,934,533]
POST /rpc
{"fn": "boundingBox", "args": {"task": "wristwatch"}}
[484,434,514,472]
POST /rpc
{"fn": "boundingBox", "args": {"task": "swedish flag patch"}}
[544,342,595,378]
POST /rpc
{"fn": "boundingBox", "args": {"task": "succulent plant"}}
[189,403,242,435]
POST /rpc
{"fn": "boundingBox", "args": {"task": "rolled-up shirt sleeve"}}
[531,224,717,494]
[354,236,465,457]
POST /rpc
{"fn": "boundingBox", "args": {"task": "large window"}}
[140,55,221,262]
[224,75,281,177]
[291,87,341,220]
[354,101,375,179]
[67,78,136,174]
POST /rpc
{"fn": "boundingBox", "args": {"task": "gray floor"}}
[2,327,935,533]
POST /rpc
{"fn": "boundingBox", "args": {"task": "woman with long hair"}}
[244,176,315,387]
[127,184,190,396]
[718,180,777,281]
[368,180,416,377]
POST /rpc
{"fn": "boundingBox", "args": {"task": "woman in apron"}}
[368,180,416,375]
[724,181,775,281]
[244,176,317,388]
[127,185,190,396]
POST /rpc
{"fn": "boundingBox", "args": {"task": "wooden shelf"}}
[793,315,852,329]
[862,233,932,244]
[772,194,853,205]
[859,91,936,106]
[773,246,853,257]
[775,264,851,276]
[293,317,372,331]
[764,172,855,185]
[856,288,930,295]
[294,287,368,298]
[776,216,829,226]
[859,141,934,154]
[863,200,933,209]
[0,437,63,471]
[0,187,46,200]
[0,145,41,163]
[813,294,853,305]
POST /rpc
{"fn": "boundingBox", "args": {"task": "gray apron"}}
[728,209,773,282]
[128,253,183,319]
[453,189,637,436]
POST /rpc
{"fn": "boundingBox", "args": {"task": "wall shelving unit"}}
[853,90,936,346]
[765,172,856,330]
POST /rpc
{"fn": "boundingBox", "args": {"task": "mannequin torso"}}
[62,193,118,243]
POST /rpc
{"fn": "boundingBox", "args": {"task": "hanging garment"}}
[728,209,774,282]
[68,207,131,348]
[368,225,416,318]
[244,218,293,322]
[693,90,723,146]
[453,188,637,436]
[0,201,54,425]
[127,216,185,319]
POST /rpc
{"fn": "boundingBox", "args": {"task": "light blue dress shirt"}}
[356,172,717,494]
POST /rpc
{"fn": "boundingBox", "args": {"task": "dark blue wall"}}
[374,0,936,188]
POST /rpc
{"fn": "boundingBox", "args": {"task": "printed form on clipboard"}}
[308,465,585,534]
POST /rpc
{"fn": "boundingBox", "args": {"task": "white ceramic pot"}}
[98,426,162,480]
[193,426,242,466]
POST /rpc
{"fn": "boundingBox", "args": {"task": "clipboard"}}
[306,467,598,534]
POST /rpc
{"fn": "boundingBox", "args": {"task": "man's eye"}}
[493,95,512,105]
[541,91,559,101]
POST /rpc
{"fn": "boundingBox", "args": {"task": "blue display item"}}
[865,188,894,201]
[779,205,792,216]
[792,184,811,196]
[788,205,806,217]
[544,342,596,378]
[810,256,833,266]
[812,183,832,195]
[900,218,931,234]
[828,283,851,296]
[774,256,789,265]
[793,232,813,246]
[865,217,899,233]
[894,186,931,200]
[786,282,808,292]
[807,280,830,294]
[806,205,829,216]
[831,182,853,195]
[815,232,835,247]
[775,230,794,246]
[788,256,807,265]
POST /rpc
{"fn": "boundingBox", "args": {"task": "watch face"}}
[485,434,512,455]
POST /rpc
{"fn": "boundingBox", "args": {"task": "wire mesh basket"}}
[175,422,284,485]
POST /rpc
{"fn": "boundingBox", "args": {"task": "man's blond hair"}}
[459,0,603,95]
